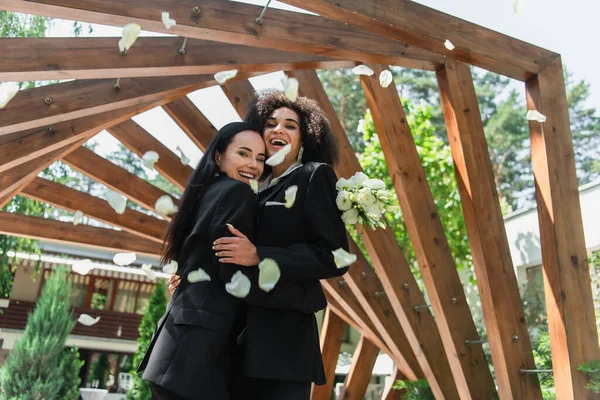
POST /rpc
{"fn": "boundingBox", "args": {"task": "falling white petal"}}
[444,40,455,51]
[526,110,547,123]
[513,0,525,14]
[105,190,127,214]
[266,143,292,167]
[258,258,281,292]
[105,375,115,388]
[214,69,238,85]
[352,65,374,76]
[71,259,94,276]
[120,23,141,52]
[225,271,251,298]
[283,77,299,101]
[0,82,19,109]
[249,179,259,194]
[162,260,178,274]
[379,70,393,88]
[188,267,211,283]
[113,252,136,266]
[332,248,357,268]
[141,151,159,170]
[176,146,190,165]
[161,11,177,29]
[141,264,156,280]
[284,185,298,208]
[78,314,101,326]
[155,195,178,216]
[73,210,84,226]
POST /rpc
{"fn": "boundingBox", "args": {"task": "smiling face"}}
[215,130,266,184]
[263,107,302,174]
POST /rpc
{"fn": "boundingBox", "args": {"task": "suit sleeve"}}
[256,164,350,282]
[209,182,326,313]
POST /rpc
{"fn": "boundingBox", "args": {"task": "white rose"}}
[341,208,359,225]
[336,177,351,191]
[350,172,368,187]
[336,190,352,211]
[357,187,377,206]
[364,178,386,190]
[365,202,386,217]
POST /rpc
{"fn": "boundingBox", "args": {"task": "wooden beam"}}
[359,64,496,398]
[0,212,161,256]
[107,120,193,191]
[163,97,216,152]
[341,336,380,400]
[222,80,256,119]
[21,177,168,243]
[0,37,354,81]
[0,75,213,136]
[437,59,541,399]
[2,0,445,72]
[279,0,558,81]
[382,369,406,400]
[62,147,177,216]
[289,69,459,400]
[526,57,600,399]
[312,308,346,400]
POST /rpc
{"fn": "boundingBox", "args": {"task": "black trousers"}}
[235,376,311,400]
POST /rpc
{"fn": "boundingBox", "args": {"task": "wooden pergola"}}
[0,1,597,399]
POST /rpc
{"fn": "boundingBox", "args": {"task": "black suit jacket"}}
[139,175,327,399]
[242,162,350,384]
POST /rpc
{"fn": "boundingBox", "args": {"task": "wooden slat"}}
[0,37,354,81]
[382,368,406,400]
[359,64,495,398]
[163,97,216,152]
[0,212,161,256]
[62,147,177,216]
[289,69,458,400]
[0,75,213,136]
[21,177,168,243]
[437,59,541,399]
[279,0,558,81]
[525,57,600,400]
[107,120,193,190]
[312,308,346,400]
[341,336,380,400]
[222,80,256,119]
[1,0,445,72]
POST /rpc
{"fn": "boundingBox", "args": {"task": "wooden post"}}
[526,57,600,399]
[381,369,406,400]
[437,59,541,399]
[312,308,346,400]
[222,80,256,119]
[341,336,380,400]
[163,97,216,151]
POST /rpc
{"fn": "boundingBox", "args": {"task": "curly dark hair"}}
[244,89,339,166]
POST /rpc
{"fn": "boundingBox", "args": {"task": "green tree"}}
[0,267,81,399]
[59,347,85,400]
[90,353,111,389]
[127,281,167,400]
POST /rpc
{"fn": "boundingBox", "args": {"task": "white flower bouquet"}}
[335,172,399,230]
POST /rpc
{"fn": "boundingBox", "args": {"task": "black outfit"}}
[138,175,326,400]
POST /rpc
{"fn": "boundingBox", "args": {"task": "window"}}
[113,281,138,313]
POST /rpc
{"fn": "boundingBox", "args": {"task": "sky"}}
[43,0,600,169]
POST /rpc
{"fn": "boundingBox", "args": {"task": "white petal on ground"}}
[526,110,547,123]
[352,65,374,76]
[78,314,101,326]
[161,11,177,29]
[258,258,281,292]
[332,248,357,268]
[155,195,179,216]
[266,143,292,167]
[214,69,238,85]
[105,190,127,214]
[249,179,259,194]
[284,185,298,208]
[0,82,19,109]
[73,210,84,226]
[176,146,190,165]
[444,39,455,51]
[283,77,299,101]
[141,151,159,170]
[71,259,94,276]
[162,260,178,274]
[225,271,251,298]
[141,264,156,280]
[113,252,136,266]
[120,23,141,52]
[379,70,393,88]
[188,267,211,283]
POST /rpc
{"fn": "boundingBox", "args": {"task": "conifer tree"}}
[127,281,167,400]
[58,347,85,400]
